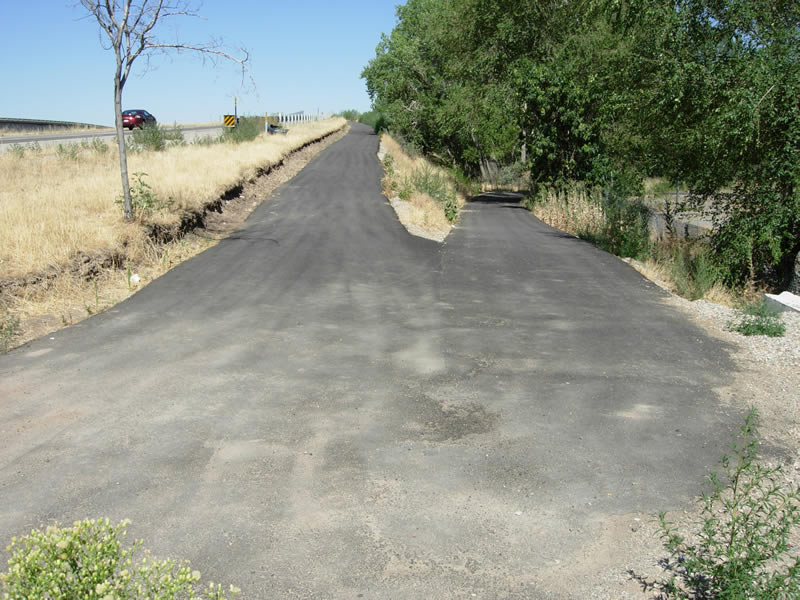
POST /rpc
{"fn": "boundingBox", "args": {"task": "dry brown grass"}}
[379,135,464,234]
[10,233,215,333]
[529,184,605,237]
[0,118,346,280]
[530,182,744,306]
[1,119,347,350]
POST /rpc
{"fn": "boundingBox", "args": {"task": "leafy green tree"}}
[626,0,800,286]
[362,0,800,288]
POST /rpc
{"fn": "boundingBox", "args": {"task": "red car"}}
[122,109,157,130]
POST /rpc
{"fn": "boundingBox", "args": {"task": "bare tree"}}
[80,0,249,220]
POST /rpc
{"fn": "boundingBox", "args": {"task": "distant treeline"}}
[360,0,800,289]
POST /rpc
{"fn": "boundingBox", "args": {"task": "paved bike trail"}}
[0,123,738,598]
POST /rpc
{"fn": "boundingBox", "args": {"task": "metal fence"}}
[266,111,332,125]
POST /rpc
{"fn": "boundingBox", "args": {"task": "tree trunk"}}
[114,79,132,221]
[789,249,800,294]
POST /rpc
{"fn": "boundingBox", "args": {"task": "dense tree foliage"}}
[362,0,800,288]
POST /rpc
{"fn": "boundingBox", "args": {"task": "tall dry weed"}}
[380,135,464,232]
[529,185,605,237]
[0,118,346,280]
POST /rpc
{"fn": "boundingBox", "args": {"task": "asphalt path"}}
[0,123,739,597]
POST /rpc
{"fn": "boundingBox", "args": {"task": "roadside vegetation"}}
[335,108,465,236]
[525,182,737,305]
[0,118,344,278]
[0,125,113,137]
[0,117,346,350]
[380,134,470,234]
[0,518,239,599]
[656,409,800,598]
[362,0,800,297]
[728,299,788,338]
[334,108,387,133]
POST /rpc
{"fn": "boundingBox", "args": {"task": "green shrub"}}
[729,300,786,337]
[222,117,262,144]
[660,243,722,300]
[451,166,481,198]
[658,409,800,598]
[56,143,81,161]
[359,110,387,133]
[337,109,360,121]
[397,176,414,201]
[599,194,651,259]
[131,124,184,152]
[382,153,395,176]
[117,172,172,219]
[444,198,459,223]
[0,519,240,600]
[8,143,26,159]
[0,300,19,353]
[91,138,110,155]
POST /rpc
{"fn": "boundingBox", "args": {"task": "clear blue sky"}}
[0,1,400,126]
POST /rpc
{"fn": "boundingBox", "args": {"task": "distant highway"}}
[0,124,223,151]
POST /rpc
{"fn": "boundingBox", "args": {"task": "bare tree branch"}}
[79,0,251,220]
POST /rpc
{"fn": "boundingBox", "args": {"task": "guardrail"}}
[0,118,109,133]
[266,111,332,125]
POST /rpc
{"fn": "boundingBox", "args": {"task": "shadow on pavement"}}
[469,191,529,209]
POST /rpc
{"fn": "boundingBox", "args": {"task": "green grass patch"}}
[729,300,786,337]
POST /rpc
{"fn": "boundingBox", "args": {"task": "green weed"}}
[8,143,26,159]
[658,242,722,300]
[117,172,173,219]
[729,300,786,337]
[222,116,262,144]
[597,193,651,259]
[0,519,240,599]
[398,176,414,201]
[412,165,458,213]
[0,300,19,353]
[56,142,81,161]
[131,124,185,152]
[444,198,459,223]
[382,153,395,176]
[657,408,799,598]
[91,137,109,155]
